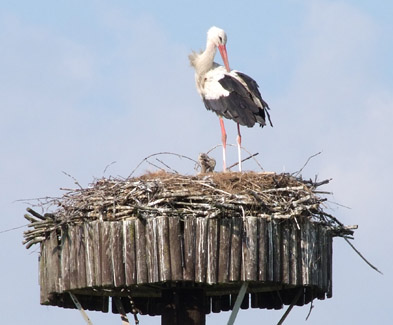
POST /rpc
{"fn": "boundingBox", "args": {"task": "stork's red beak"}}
[218,44,231,72]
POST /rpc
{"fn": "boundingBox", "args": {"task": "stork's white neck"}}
[195,40,217,76]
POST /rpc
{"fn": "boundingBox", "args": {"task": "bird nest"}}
[23,171,354,248]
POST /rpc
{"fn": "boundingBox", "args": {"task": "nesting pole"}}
[24,172,355,324]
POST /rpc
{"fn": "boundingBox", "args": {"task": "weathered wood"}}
[320,226,328,293]
[195,217,208,283]
[242,216,258,281]
[157,216,171,282]
[111,222,125,287]
[76,225,87,289]
[258,218,267,281]
[327,231,333,298]
[313,223,321,288]
[272,220,281,283]
[218,218,231,283]
[281,221,290,284]
[229,217,242,281]
[266,220,274,281]
[92,221,102,286]
[69,226,79,289]
[168,217,183,280]
[45,231,60,294]
[101,222,114,287]
[183,216,196,281]
[289,221,299,286]
[135,218,147,284]
[207,218,218,284]
[38,216,335,314]
[300,220,310,286]
[84,222,96,287]
[40,240,48,304]
[146,218,159,283]
[124,219,137,285]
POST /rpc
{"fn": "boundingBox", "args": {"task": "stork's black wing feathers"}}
[234,72,273,127]
[202,73,272,128]
[203,90,258,127]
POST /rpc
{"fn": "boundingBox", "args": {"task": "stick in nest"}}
[128,152,200,178]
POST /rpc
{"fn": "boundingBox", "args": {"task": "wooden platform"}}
[39,215,333,315]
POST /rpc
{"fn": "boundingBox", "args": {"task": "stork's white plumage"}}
[189,26,272,172]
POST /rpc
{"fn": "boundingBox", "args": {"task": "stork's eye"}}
[218,36,222,43]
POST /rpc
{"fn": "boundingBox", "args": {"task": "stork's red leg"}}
[219,117,227,171]
[237,123,242,172]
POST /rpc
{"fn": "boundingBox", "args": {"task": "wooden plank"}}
[281,221,290,285]
[266,220,274,281]
[320,226,328,292]
[60,225,71,291]
[308,222,316,287]
[135,218,147,284]
[111,221,125,287]
[326,234,333,298]
[207,218,218,284]
[92,221,102,287]
[69,226,79,289]
[220,295,230,311]
[272,219,281,283]
[211,296,221,313]
[168,217,183,281]
[157,216,171,282]
[146,217,159,283]
[39,240,48,304]
[316,224,326,299]
[183,216,196,281]
[76,225,87,289]
[46,231,59,294]
[101,222,114,287]
[312,222,319,287]
[242,217,258,281]
[229,217,242,281]
[218,218,231,283]
[195,217,208,283]
[124,219,137,285]
[84,222,95,287]
[289,220,299,286]
[204,296,211,315]
[258,218,267,281]
[300,220,310,286]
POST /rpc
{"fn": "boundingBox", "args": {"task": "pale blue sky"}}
[1,1,392,324]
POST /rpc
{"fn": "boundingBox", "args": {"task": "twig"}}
[128,152,200,178]
[26,207,46,220]
[227,153,259,170]
[145,160,166,172]
[103,161,116,174]
[344,237,383,274]
[62,171,83,189]
[0,224,28,234]
[156,158,179,174]
[293,151,322,177]
[305,299,314,321]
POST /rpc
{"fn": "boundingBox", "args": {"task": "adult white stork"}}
[189,26,272,172]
